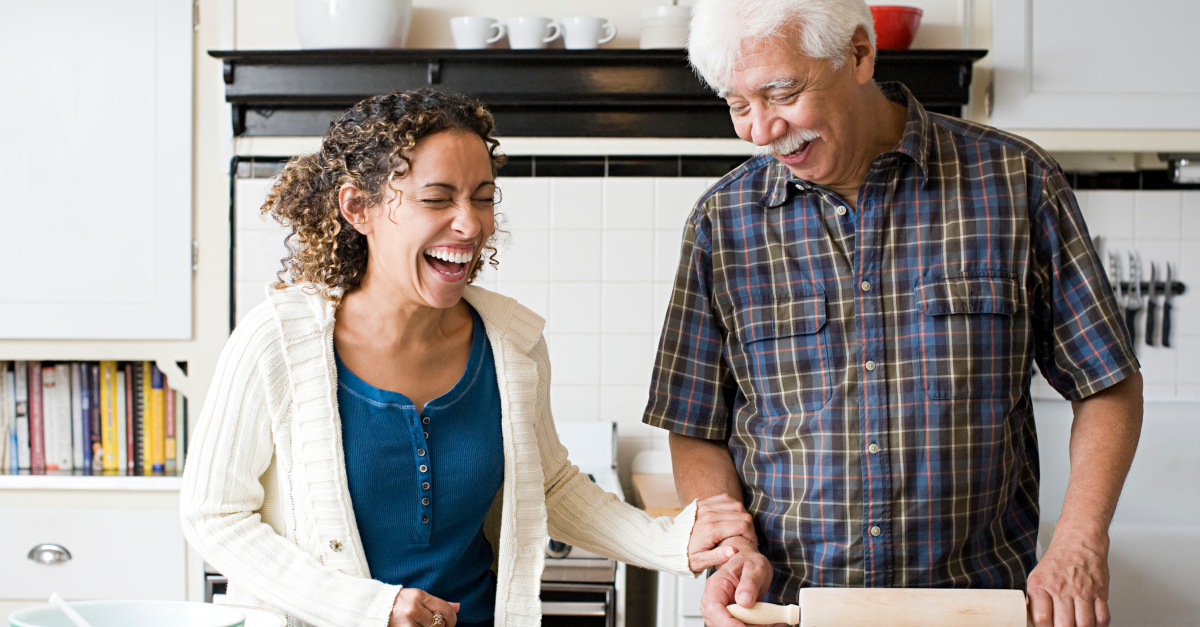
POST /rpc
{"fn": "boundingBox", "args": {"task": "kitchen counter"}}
[631,472,683,518]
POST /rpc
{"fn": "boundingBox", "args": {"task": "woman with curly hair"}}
[180,88,755,627]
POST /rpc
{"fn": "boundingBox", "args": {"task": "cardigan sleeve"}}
[179,309,400,627]
[530,337,697,577]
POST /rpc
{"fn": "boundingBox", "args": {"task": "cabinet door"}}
[0,0,193,339]
[992,0,1200,129]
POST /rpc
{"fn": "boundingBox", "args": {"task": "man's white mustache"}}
[753,129,821,157]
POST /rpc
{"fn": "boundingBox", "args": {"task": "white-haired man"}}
[641,1,1143,626]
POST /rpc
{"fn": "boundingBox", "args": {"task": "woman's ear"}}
[338,183,372,234]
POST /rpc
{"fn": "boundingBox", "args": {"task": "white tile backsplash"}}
[235,179,275,231]
[602,282,654,334]
[551,384,600,422]
[603,178,656,230]
[548,282,602,334]
[547,333,602,386]
[601,333,657,387]
[551,178,604,229]
[1134,191,1183,240]
[549,230,603,281]
[497,229,549,282]
[1087,191,1136,236]
[602,230,655,282]
[655,178,710,230]
[1183,193,1200,240]
[498,177,550,231]
[655,230,684,282]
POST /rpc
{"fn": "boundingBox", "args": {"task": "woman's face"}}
[352,129,497,310]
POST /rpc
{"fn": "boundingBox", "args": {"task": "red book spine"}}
[28,361,45,473]
[125,362,135,475]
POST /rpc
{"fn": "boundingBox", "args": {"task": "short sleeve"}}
[1028,166,1140,400]
[643,204,736,439]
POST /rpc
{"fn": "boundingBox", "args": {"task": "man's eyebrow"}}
[756,78,799,92]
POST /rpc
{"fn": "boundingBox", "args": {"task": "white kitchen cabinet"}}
[0,478,185,616]
[0,0,193,339]
[991,0,1200,130]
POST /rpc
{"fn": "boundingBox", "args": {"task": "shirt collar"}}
[758,81,932,208]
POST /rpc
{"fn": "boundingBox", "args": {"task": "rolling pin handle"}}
[725,602,801,625]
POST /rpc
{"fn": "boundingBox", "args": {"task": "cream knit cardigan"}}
[180,284,697,627]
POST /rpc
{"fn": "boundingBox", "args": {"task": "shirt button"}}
[422,416,430,425]
[424,431,429,440]
[421,515,429,524]
[422,481,430,490]
[419,464,428,473]
[865,360,876,371]
[329,539,343,552]
[836,206,847,216]
[417,448,426,457]
[868,443,880,454]
[422,497,430,506]
[861,280,871,292]
[870,525,881,537]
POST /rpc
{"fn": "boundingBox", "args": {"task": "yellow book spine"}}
[100,361,119,472]
[150,385,164,474]
[142,361,153,475]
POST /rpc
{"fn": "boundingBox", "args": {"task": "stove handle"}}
[541,601,608,617]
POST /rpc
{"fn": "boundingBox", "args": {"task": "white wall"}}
[232,0,970,50]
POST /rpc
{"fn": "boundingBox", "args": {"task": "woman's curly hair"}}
[261,88,507,305]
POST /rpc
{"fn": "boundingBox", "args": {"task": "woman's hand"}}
[389,588,460,627]
[687,494,759,572]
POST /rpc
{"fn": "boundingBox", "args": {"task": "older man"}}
[642,1,1143,626]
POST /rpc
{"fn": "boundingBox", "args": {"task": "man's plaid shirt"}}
[643,83,1138,600]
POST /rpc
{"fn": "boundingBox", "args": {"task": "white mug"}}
[450,16,506,49]
[560,17,617,49]
[506,16,562,49]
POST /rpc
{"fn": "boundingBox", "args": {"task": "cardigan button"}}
[329,539,343,552]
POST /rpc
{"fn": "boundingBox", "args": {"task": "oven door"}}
[541,582,615,627]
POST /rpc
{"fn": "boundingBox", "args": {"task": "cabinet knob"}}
[27,543,72,564]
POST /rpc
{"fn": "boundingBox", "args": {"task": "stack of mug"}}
[450,16,618,50]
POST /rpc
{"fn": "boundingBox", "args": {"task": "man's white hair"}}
[688,0,876,94]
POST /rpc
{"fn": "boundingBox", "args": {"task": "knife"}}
[1146,262,1158,346]
[1125,252,1142,348]
[1163,263,1175,348]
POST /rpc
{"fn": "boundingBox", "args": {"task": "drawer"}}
[0,508,185,601]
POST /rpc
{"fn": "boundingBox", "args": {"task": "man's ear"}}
[849,25,876,85]
[338,183,373,234]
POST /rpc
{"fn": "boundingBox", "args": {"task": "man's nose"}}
[748,108,788,147]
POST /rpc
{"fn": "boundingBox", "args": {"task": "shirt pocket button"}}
[329,539,343,552]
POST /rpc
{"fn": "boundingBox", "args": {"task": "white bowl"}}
[8,600,245,627]
[294,0,413,48]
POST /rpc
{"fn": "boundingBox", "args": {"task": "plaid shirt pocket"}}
[915,275,1023,400]
[732,292,833,412]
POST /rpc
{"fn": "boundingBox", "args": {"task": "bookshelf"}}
[0,0,232,613]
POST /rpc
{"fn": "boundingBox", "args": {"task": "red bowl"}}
[870,5,923,50]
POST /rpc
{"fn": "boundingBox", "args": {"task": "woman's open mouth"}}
[423,245,474,282]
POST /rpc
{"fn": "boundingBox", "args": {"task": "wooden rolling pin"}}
[727,588,1032,627]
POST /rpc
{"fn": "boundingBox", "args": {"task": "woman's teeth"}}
[423,248,473,264]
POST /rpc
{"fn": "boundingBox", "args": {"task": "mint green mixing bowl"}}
[8,600,245,627]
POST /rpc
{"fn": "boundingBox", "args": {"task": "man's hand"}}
[700,536,775,627]
[1027,526,1111,627]
[687,494,759,572]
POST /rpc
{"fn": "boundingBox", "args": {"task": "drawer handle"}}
[28,544,72,564]
[541,601,607,616]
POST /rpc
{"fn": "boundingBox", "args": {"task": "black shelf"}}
[209,48,988,138]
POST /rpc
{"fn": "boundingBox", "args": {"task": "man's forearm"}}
[1058,371,1143,539]
[669,431,744,505]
